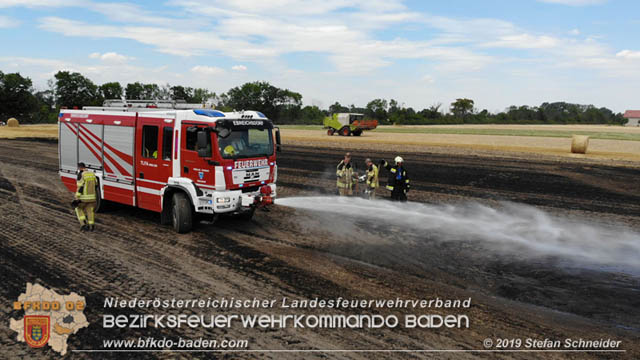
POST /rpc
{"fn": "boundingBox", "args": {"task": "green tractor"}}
[324,113,378,136]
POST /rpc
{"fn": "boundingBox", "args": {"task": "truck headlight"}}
[216,197,231,203]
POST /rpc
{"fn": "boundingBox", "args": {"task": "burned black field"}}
[1,139,639,359]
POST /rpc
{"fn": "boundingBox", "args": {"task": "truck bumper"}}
[196,184,276,214]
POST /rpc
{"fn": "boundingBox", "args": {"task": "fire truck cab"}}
[58,103,280,233]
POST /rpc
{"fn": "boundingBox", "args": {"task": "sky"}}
[0,0,639,113]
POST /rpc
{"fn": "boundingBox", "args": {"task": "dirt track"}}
[1,139,639,359]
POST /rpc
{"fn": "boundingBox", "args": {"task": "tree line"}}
[0,70,626,125]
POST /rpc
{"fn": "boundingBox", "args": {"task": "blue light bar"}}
[193,109,225,117]
[256,112,266,118]
[226,166,232,170]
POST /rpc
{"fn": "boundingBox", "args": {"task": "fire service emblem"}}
[24,315,50,348]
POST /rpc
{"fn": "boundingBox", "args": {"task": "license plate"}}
[232,168,269,184]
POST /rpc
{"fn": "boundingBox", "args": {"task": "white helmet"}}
[395,156,404,164]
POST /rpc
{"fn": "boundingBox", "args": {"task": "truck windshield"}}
[218,128,273,159]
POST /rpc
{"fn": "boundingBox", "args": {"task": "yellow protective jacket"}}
[366,164,379,189]
[336,160,355,189]
[76,170,97,202]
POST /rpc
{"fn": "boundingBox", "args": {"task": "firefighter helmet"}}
[223,145,236,156]
[394,156,403,164]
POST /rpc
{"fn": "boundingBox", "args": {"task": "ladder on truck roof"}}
[83,99,215,112]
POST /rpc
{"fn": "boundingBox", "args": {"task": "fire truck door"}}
[135,119,172,212]
[180,124,215,188]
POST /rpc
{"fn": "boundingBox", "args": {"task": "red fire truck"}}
[58,101,281,233]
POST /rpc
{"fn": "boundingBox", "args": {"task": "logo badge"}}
[198,171,204,180]
[24,316,50,348]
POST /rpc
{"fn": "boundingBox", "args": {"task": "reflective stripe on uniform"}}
[77,194,96,201]
[77,171,97,202]
[386,185,394,190]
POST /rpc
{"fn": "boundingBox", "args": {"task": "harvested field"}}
[0,124,58,139]
[282,128,640,163]
[4,124,640,163]
[1,138,639,359]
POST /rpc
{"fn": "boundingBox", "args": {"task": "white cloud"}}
[616,50,640,60]
[88,52,132,64]
[537,0,607,5]
[482,34,560,49]
[5,0,638,112]
[190,65,225,76]
[0,15,19,27]
[0,0,83,8]
[39,17,274,58]
[0,55,187,90]
[422,75,435,84]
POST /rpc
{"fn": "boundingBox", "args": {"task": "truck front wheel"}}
[172,192,193,233]
[238,207,255,221]
[340,127,351,136]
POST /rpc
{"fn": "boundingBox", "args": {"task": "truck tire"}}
[340,127,351,136]
[94,181,109,213]
[353,129,362,136]
[327,128,335,136]
[171,192,192,233]
[238,207,255,221]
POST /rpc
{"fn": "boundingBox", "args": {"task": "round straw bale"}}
[7,118,19,127]
[571,135,589,154]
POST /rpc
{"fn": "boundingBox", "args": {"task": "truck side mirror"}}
[275,127,282,152]
[196,131,210,157]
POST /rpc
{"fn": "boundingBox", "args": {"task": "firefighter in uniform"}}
[74,162,97,231]
[380,156,410,201]
[364,158,379,199]
[336,152,356,196]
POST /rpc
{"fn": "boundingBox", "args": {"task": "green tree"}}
[298,105,325,124]
[142,83,160,99]
[99,82,123,100]
[170,85,192,101]
[54,71,101,108]
[365,98,388,122]
[224,81,302,121]
[0,71,38,122]
[450,98,474,118]
[192,88,214,103]
[34,87,57,123]
[329,102,349,114]
[125,82,145,100]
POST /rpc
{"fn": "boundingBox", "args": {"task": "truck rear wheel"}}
[327,128,335,136]
[353,129,362,136]
[94,181,109,213]
[340,127,351,136]
[171,192,192,233]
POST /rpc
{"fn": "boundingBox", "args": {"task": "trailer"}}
[58,103,281,233]
[324,113,378,136]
